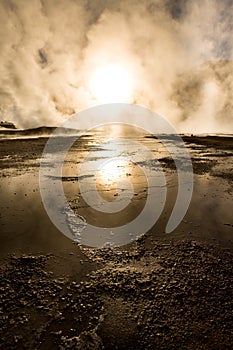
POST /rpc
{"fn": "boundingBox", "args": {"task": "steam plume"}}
[0,0,232,132]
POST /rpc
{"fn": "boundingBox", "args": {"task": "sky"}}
[0,0,233,133]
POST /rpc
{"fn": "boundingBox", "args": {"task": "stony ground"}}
[0,238,232,349]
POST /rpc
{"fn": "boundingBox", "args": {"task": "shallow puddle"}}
[0,128,232,255]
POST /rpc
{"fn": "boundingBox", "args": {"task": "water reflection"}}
[98,158,130,186]
[62,137,150,233]
[0,127,232,252]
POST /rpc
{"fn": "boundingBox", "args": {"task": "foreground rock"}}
[0,239,232,349]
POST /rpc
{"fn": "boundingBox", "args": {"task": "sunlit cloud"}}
[0,0,232,132]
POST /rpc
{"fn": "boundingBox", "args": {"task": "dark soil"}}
[0,239,232,350]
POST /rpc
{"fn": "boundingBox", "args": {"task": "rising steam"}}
[0,0,232,132]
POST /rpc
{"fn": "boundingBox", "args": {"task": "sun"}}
[88,63,133,103]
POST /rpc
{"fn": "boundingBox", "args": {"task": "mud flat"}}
[0,133,232,349]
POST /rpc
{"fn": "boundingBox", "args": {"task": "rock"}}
[62,331,103,350]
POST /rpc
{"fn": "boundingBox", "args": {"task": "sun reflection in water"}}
[98,158,130,186]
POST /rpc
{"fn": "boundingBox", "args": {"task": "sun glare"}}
[89,63,133,103]
[98,158,129,185]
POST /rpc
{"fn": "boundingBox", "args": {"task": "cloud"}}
[0,0,232,132]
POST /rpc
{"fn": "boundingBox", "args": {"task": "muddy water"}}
[0,130,232,257]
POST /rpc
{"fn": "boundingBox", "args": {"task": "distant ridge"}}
[0,126,81,136]
[0,121,17,129]
[0,126,54,136]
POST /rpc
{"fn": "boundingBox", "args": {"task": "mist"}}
[0,0,232,133]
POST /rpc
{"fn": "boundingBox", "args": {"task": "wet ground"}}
[0,128,232,349]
